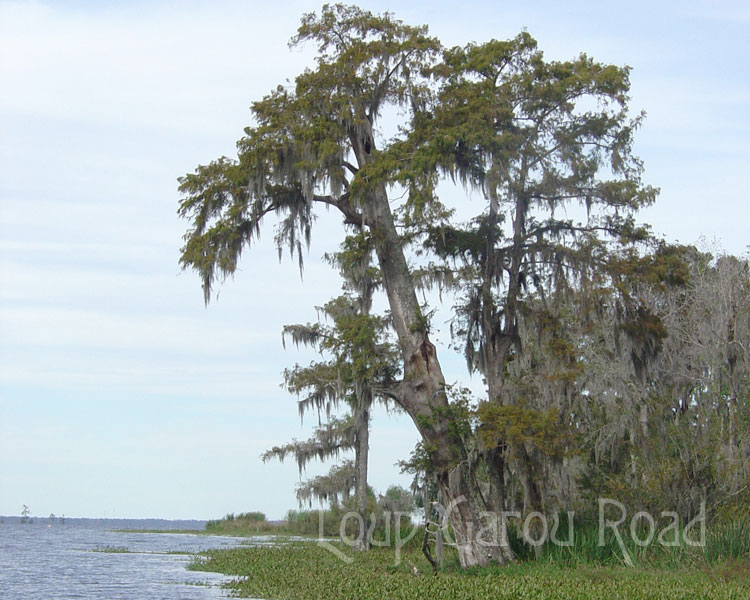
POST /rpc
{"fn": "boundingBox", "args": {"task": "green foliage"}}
[280,486,416,540]
[704,520,750,564]
[295,460,357,506]
[190,542,750,599]
[283,507,344,537]
[206,512,268,533]
[608,243,692,292]
[279,238,400,421]
[178,4,441,302]
[477,404,576,460]
[381,485,416,514]
[397,441,433,489]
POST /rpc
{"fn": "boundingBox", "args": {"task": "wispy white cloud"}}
[0,0,314,132]
[0,305,269,351]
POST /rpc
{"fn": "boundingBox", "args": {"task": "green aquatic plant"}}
[189,542,750,600]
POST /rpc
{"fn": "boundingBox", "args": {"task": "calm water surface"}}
[0,519,253,599]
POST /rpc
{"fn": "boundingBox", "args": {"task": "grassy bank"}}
[190,542,749,600]
[191,511,750,598]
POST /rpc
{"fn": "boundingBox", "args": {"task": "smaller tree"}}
[263,236,400,549]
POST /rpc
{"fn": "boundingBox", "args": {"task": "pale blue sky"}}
[1,0,748,519]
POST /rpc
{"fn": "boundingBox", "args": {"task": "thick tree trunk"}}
[485,446,507,514]
[439,459,516,566]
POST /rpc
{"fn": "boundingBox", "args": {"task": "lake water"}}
[0,518,251,599]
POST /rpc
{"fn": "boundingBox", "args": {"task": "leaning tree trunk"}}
[354,140,515,565]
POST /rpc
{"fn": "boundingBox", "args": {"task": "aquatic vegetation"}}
[189,542,750,600]
[91,546,133,553]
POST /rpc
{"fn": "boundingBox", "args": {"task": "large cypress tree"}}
[179,5,656,567]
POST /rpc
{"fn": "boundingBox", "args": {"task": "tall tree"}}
[410,33,656,523]
[178,5,656,567]
[178,4,486,565]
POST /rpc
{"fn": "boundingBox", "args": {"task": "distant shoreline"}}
[0,516,208,530]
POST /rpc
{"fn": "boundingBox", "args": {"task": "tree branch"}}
[312,193,364,226]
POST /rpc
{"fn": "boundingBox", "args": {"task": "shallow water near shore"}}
[0,518,248,599]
